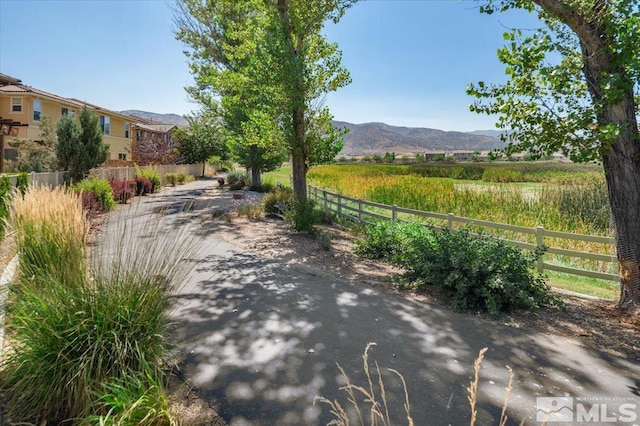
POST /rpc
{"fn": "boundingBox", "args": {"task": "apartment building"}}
[0,72,134,172]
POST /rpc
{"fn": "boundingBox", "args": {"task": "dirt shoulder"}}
[198,202,639,362]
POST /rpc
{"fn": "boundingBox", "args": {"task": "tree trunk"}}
[202,161,206,177]
[533,0,640,313]
[291,104,307,203]
[602,106,640,313]
[249,145,262,188]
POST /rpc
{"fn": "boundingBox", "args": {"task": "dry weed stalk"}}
[467,347,488,426]
[314,342,413,426]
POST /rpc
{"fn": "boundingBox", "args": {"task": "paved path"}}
[103,180,640,426]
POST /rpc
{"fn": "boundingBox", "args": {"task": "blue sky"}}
[0,0,541,132]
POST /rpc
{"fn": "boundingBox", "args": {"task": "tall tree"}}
[174,0,356,202]
[467,0,640,312]
[173,110,228,177]
[175,1,285,187]
[267,0,354,202]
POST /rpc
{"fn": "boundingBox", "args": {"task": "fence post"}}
[392,205,397,221]
[323,190,327,210]
[358,199,363,221]
[447,213,455,231]
[338,194,342,216]
[536,226,544,274]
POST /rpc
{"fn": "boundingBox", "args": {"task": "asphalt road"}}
[100,180,640,426]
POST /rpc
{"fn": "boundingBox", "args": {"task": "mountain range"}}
[119,110,189,126]
[119,110,506,154]
[333,121,505,156]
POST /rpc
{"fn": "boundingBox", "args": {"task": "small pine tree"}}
[56,106,109,182]
[56,114,82,174]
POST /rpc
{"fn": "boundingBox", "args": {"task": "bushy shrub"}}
[109,177,135,204]
[164,173,177,186]
[76,177,116,212]
[80,191,102,220]
[263,185,294,217]
[135,165,161,193]
[357,222,560,316]
[134,175,153,196]
[283,199,330,234]
[354,220,434,261]
[227,171,248,187]
[177,173,187,185]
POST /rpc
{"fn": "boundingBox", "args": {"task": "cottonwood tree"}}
[467,0,640,312]
[174,0,356,203]
[173,110,228,177]
[175,1,286,187]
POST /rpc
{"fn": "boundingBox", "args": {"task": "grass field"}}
[267,163,619,299]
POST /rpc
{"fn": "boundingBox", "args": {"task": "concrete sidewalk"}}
[103,180,640,426]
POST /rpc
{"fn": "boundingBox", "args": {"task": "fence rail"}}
[1,164,213,189]
[308,185,618,282]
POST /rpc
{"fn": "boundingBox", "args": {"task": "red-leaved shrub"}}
[80,191,102,220]
[134,176,153,196]
[108,177,135,204]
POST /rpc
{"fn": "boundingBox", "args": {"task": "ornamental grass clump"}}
[8,184,88,287]
[1,188,200,423]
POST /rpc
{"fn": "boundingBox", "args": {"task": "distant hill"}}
[333,121,506,156]
[119,110,188,126]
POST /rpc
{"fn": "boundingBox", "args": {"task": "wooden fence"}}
[308,185,618,282]
[2,163,213,189]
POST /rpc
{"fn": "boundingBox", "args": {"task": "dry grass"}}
[314,342,413,426]
[7,184,88,286]
[317,344,525,426]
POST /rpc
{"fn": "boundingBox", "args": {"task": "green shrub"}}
[165,173,177,186]
[16,173,28,196]
[177,173,187,185]
[357,222,560,317]
[76,177,116,212]
[354,220,434,261]
[263,185,294,217]
[283,199,329,234]
[227,171,248,186]
[135,165,161,193]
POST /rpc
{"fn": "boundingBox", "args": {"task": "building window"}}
[99,115,110,135]
[125,122,130,138]
[118,153,127,161]
[61,108,76,118]
[33,100,42,121]
[11,97,22,113]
